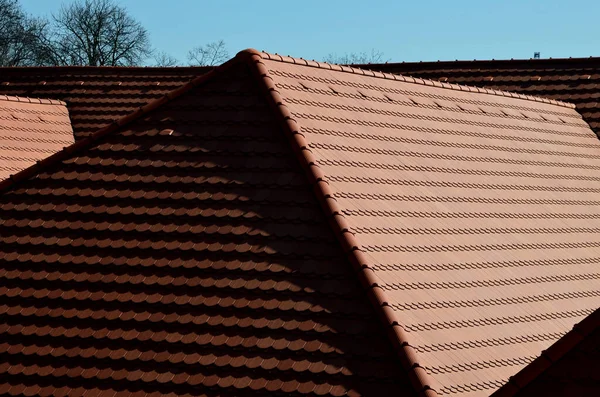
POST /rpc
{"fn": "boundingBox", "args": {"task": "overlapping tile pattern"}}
[0,62,414,396]
[0,95,73,181]
[495,308,600,396]
[259,55,600,395]
[0,66,209,139]
[515,328,600,396]
[362,57,600,136]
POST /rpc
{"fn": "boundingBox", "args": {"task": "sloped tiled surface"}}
[0,63,414,396]
[0,96,74,181]
[516,333,600,396]
[506,308,600,397]
[363,57,600,136]
[0,66,209,139]
[260,56,600,396]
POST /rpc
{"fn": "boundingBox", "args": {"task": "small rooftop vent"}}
[534,52,541,59]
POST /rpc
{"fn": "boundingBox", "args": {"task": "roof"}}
[0,54,415,397]
[358,56,600,136]
[0,50,598,396]
[0,66,211,140]
[254,53,598,395]
[493,307,600,396]
[0,95,74,182]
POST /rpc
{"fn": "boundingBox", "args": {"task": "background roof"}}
[0,67,210,140]
[361,57,600,135]
[0,95,73,181]
[494,308,600,396]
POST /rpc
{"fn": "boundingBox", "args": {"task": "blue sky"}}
[20,0,600,64]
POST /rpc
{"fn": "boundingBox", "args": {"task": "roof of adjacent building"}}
[0,95,74,182]
[0,50,598,396]
[493,307,600,397]
[359,56,600,136]
[0,66,210,140]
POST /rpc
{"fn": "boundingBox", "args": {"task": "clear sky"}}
[20,0,600,64]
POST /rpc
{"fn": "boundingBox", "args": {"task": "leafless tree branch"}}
[153,50,179,67]
[323,49,390,65]
[187,40,229,66]
[47,0,151,66]
[1,1,227,68]
[0,0,49,66]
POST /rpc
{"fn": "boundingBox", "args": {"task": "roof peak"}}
[240,48,439,396]
[241,49,575,109]
[0,47,439,396]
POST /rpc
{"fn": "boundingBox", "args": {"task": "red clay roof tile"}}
[251,51,599,396]
[0,66,210,140]
[0,95,74,181]
[492,308,600,397]
[366,57,600,139]
[2,50,600,396]
[0,52,416,396]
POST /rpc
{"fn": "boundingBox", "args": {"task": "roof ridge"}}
[492,307,600,396]
[0,59,236,194]
[0,94,66,106]
[238,48,439,397]
[257,51,576,109]
[364,56,600,67]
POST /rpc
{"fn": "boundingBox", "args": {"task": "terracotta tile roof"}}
[1,50,599,396]
[493,307,600,397]
[0,66,211,140]
[0,56,415,397]
[360,57,600,136]
[250,53,599,396]
[0,95,74,182]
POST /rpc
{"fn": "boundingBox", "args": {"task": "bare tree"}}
[323,49,389,65]
[153,50,179,67]
[0,0,49,66]
[46,0,151,66]
[187,40,229,66]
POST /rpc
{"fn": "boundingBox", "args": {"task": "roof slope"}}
[0,66,210,139]
[360,57,600,136]
[0,58,414,396]
[1,51,599,397]
[493,307,600,397]
[252,53,599,395]
[0,95,73,181]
